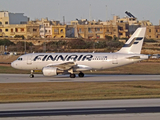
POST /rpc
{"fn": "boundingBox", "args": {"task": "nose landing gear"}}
[30,70,34,78]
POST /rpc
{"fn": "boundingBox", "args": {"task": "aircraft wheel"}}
[30,74,34,78]
[78,72,84,77]
[70,74,76,78]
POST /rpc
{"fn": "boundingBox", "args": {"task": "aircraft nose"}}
[11,61,16,68]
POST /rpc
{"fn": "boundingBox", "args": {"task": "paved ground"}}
[1,99,160,111]
[0,74,160,83]
[1,74,160,119]
[1,99,160,120]
[0,113,160,120]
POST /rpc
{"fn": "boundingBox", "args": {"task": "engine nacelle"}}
[42,67,58,76]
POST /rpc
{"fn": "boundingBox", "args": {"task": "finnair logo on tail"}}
[123,37,143,47]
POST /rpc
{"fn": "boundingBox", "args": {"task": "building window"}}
[88,28,92,33]
[119,33,123,35]
[0,29,2,32]
[60,29,63,33]
[21,28,24,32]
[33,29,37,32]
[5,21,8,24]
[96,28,100,31]
[149,29,151,32]
[0,22,2,25]
[5,29,8,32]
[119,27,123,30]
[97,35,100,38]
[54,29,59,33]
[15,28,18,32]
[11,29,14,32]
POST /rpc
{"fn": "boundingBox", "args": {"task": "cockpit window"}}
[17,58,23,61]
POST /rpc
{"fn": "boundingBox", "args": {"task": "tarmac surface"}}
[1,74,160,119]
[0,74,160,83]
[1,99,160,119]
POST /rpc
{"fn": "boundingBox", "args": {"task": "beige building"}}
[0,11,38,39]
[69,19,129,39]
[77,24,104,39]
[26,23,40,38]
[0,23,40,39]
[0,24,27,38]
[52,25,66,38]
[69,16,155,39]
[146,26,160,39]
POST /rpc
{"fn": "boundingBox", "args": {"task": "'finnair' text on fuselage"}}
[33,54,97,61]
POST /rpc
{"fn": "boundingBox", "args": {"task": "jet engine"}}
[42,67,58,76]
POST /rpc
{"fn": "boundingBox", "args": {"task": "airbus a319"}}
[11,27,148,78]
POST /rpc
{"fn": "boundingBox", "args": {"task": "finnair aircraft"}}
[11,27,148,78]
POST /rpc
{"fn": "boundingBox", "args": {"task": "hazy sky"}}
[0,0,159,25]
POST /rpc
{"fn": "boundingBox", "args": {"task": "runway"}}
[0,74,160,83]
[1,74,160,119]
[1,107,160,117]
[1,99,160,119]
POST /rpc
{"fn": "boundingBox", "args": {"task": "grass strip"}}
[1,62,160,75]
[0,81,160,103]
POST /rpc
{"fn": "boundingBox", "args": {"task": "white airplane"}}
[11,27,148,78]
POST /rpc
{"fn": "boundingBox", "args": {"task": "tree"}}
[105,35,112,41]
[0,39,15,46]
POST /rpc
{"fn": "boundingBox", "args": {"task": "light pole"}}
[24,39,26,54]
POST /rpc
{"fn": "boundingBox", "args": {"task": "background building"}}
[1,10,160,40]
[0,11,29,25]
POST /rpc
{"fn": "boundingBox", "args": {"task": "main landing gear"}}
[70,74,76,78]
[70,72,84,78]
[78,72,84,77]
[30,70,34,78]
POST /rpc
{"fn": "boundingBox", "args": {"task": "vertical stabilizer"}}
[118,27,146,54]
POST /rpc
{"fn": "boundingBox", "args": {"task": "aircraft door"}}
[112,55,118,64]
[27,55,32,65]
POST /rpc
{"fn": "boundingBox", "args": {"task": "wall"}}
[9,13,28,24]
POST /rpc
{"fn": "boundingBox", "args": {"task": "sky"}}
[0,0,159,25]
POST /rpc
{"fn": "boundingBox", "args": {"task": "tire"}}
[70,74,76,78]
[78,72,84,77]
[30,74,34,78]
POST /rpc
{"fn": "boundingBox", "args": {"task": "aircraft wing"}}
[47,62,77,70]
